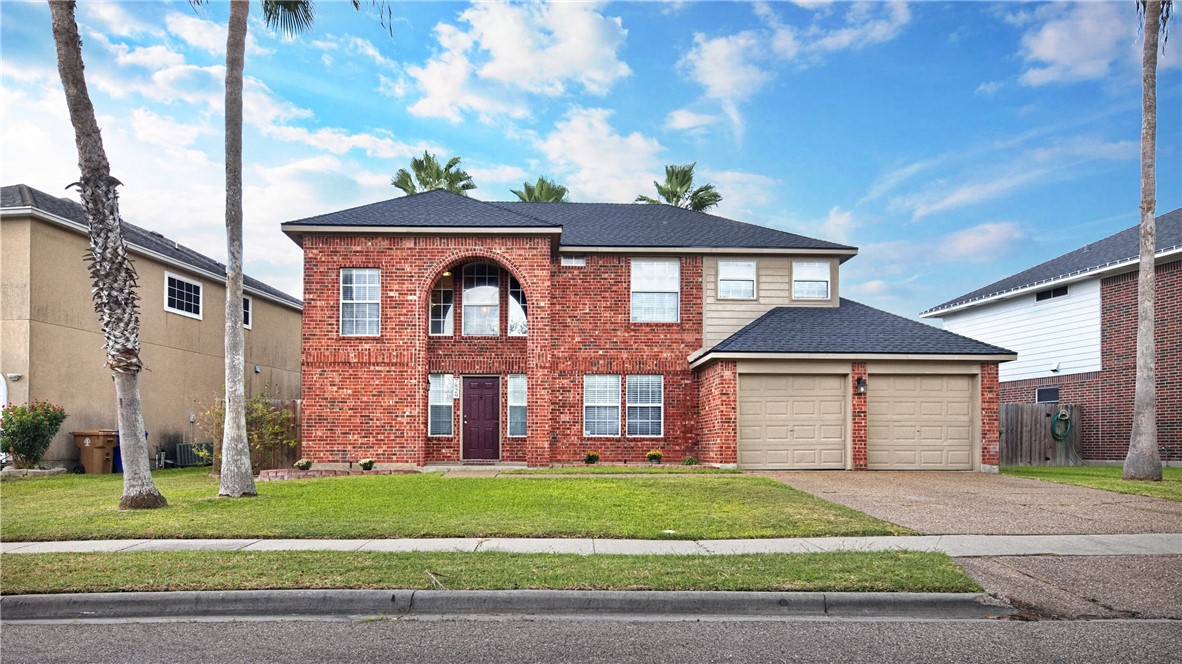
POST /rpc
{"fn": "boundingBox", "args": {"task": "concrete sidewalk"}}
[3,533,1179,557]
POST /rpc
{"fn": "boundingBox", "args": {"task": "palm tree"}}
[1125,0,1171,482]
[511,176,569,202]
[635,162,722,212]
[48,0,166,509]
[392,151,477,196]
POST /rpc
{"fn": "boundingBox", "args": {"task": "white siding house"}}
[939,279,1100,382]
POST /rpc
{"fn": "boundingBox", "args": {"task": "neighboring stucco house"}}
[921,208,1181,463]
[282,190,1013,471]
[1,184,303,466]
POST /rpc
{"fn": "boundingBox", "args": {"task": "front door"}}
[462,376,500,460]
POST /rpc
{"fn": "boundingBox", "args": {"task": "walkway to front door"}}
[462,376,500,460]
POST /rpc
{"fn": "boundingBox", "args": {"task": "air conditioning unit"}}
[176,442,214,467]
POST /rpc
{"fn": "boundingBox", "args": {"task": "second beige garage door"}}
[737,374,847,470]
[867,374,974,470]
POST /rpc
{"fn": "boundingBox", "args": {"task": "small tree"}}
[1,401,68,468]
[196,385,297,475]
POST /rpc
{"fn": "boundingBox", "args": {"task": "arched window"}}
[462,263,500,336]
[508,275,527,337]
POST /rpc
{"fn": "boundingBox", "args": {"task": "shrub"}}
[584,450,600,465]
[196,385,298,474]
[1,401,68,468]
[358,458,375,471]
[294,459,312,470]
[646,449,663,463]
[682,456,700,466]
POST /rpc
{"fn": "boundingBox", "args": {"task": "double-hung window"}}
[718,260,756,300]
[626,375,663,437]
[508,276,527,337]
[430,274,454,336]
[631,258,680,322]
[165,272,203,319]
[792,261,830,300]
[463,263,499,336]
[507,374,527,437]
[341,268,380,336]
[242,295,253,329]
[583,375,620,437]
[428,374,455,436]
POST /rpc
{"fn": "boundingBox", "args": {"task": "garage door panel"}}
[738,374,847,470]
[868,374,974,470]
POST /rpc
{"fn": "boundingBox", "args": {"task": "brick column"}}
[851,362,868,470]
[697,361,737,466]
[980,362,1000,472]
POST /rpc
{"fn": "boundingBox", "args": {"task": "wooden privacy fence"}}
[254,399,302,472]
[1000,403,1083,466]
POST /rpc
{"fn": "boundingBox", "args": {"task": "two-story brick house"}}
[283,190,1013,471]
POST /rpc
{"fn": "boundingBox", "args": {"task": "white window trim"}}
[626,375,664,438]
[163,270,203,320]
[242,295,253,330]
[428,373,455,437]
[507,374,527,438]
[340,268,381,337]
[717,260,757,301]
[583,374,621,438]
[792,261,831,301]
[630,258,681,323]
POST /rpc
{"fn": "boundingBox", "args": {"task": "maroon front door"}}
[462,377,500,460]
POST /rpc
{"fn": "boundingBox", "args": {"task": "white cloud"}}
[1031,137,1138,163]
[943,222,1025,262]
[1019,3,1128,86]
[664,109,720,133]
[681,31,771,104]
[805,1,911,54]
[819,206,856,244]
[537,107,663,203]
[79,3,163,38]
[378,74,409,99]
[467,164,531,185]
[901,167,1052,220]
[164,13,271,58]
[405,3,630,122]
[700,169,778,221]
[975,81,1003,96]
[261,125,432,160]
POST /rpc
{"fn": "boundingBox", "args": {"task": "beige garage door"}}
[868,374,973,470]
[738,374,847,470]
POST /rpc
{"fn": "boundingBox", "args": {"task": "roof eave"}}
[690,350,1017,369]
[559,246,859,257]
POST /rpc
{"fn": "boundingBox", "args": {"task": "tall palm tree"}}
[1125,0,1171,482]
[48,0,166,509]
[511,176,569,202]
[392,151,477,196]
[635,162,722,212]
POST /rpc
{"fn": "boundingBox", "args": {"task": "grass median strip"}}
[0,468,910,541]
[1002,466,1182,502]
[0,550,979,595]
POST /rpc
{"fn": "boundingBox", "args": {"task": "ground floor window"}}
[584,375,620,437]
[508,374,527,437]
[626,375,663,437]
[428,374,455,436]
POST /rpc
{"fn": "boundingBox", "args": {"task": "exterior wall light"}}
[855,377,867,394]
[4,373,21,382]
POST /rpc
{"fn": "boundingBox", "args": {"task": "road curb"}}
[0,589,1016,622]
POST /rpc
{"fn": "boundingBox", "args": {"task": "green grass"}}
[0,468,910,541]
[504,465,740,475]
[0,550,977,595]
[1002,465,1182,502]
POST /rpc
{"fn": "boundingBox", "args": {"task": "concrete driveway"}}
[760,471,1182,535]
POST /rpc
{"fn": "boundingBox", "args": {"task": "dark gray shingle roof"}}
[923,208,1182,316]
[710,299,1013,356]
[280,189,854,252]
[2,184,302,308]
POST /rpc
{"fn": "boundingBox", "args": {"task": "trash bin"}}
[71,429,117,474]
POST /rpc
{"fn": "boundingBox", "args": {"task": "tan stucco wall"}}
[1,216,32,407]
[2,213,301,464]
[702,256,841,346]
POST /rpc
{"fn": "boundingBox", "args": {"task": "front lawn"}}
[1002,465,1182,502]
[0,468,910,541]
[0,550,976,595]
[504,465,740,475]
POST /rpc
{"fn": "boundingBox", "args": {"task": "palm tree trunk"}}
[219,0,257,497]
[48,0,166,509]
[1124,0,1164,481]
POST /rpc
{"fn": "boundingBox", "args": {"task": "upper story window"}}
[430,274,454,336]
[508,275,527,337]
[561,255,586,267]
[165,271,203,319]
[718,260,757,300]
[631,258,680,323]
[1036,286,1068,302]
[242,295,253,329]
[341,268,380,336]
[462,263,499,336]
[792,261,830,300]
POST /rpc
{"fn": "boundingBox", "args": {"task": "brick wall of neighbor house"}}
[998,259,1180,462]
[697,360,737,465]
[980,362,1001,468]
[850,363,868,470]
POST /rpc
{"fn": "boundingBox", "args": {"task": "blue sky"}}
[2,1,1179,319]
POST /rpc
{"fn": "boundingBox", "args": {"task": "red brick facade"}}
[299,233,1004,469]
[850,363,868,470]
[999,259,1181,462]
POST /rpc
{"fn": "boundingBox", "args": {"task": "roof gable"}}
[923,208,1182,316]
[283,189,557,229]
